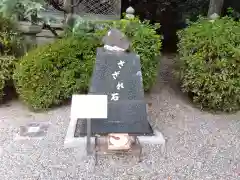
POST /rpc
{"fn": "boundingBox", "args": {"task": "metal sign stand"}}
[70,94,107,156]
[86,118,92,155]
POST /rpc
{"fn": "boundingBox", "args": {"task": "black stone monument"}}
[74,28,153,137]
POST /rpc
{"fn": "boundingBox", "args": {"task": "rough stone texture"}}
[0,55,239,180]
[102,28,130,51]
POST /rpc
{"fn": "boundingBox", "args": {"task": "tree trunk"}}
[207,0,224,17]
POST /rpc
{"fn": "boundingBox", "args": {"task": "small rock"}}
[102,28,130,51]
[209,13,219,20]
[196,162,202,169]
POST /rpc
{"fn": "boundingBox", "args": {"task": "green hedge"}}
[177,17,240,112]
[0,56,15,101]
[0,16,20,55]
[14,18,162,110]
[14,36,100,110]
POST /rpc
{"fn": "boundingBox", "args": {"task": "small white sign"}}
[27,126,40,133]
[71,95,108,119]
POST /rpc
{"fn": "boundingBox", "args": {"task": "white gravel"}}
[0,54,239,180]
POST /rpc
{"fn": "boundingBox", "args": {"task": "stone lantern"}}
[126,0,135,19]
[126,6,135,19]
[17,21,42,54]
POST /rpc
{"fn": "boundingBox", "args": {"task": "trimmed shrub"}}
[109,19,162,91]
[177,17,240,112]
[123,19,162,91]
[0,16,15,32]
[0,16,20,55]
[0,56,15,101]
[14,35,100,110]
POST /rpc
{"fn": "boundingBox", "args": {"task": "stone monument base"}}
[64,116,166,153]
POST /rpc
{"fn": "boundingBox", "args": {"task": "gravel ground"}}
[0,54,239,180]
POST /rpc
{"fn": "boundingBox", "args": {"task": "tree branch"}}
[42,23,59,37]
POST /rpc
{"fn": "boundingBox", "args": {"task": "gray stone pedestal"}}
[17,21,42,53]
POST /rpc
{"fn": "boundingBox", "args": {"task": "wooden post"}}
[208,0,224,17]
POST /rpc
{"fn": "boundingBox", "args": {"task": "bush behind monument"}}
[177,16,240,112]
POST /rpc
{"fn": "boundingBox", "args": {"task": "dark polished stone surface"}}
[74,47,153,136]
[74,101,153,137]
[90,48,144,101]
